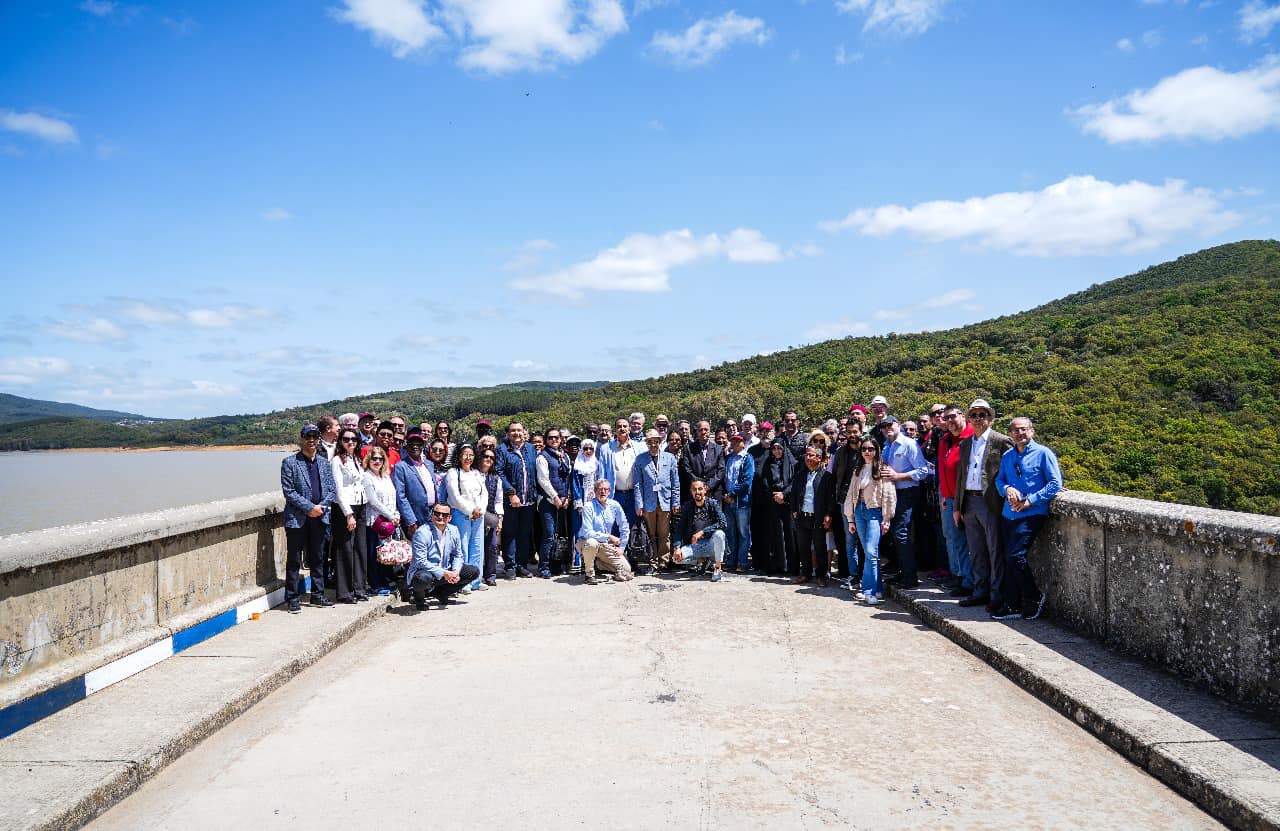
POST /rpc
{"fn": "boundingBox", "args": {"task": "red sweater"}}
[936,424,974,500]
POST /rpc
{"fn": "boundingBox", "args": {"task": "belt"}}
[615,488,634,493]
[965,489,983,496]
[799,511,815,518]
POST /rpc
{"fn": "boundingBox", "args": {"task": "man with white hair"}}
[741,414,760,448]
[577,479,634,584]
[629,412,646,442]
[338,412,359,430]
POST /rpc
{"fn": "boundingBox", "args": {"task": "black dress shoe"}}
[310,595,335,607]
[957,595,990,607]
[415,599,430,611]
[949,586,973,598]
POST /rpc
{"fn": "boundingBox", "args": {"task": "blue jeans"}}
[677,529,726,564]
[614,489,638,529]
[941,496,972,588]
[854,502,884,596]
[888,486,919,585]
[841,506,861,578]
[451,509,484,589]
[723,501,751,568]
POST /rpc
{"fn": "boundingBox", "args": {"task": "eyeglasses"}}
[370,458,384,464]
[377,432,394,439]
[481,454,496,460]
[301,435,320,441]
[431,511,451,519]
[968,412,991,420]
[340,437,357,443]
[860,447,877,453]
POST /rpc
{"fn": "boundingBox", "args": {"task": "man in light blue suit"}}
[280,424,337,613]
[634,429,680,571]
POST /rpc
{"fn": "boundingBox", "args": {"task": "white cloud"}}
[262,207,293,221]
[789,242,824,257]
[1142,29,1163,48]
[502,238,558,270]
[835,44,863,64]
[805,319,871,341]
[78,0,117,16]
[332,0,446,58]
[162,16,199,36]
[648,11,770,68]
[836,0,950,36]
[922,288,976,308]
[395,334,439,348]
[441,0,628,72]
[0,110,79,145]
[1239,1,1280,43]
[186,305,273,328]
[510,227,782,299]
[0,357,73,385]
[1116,38,1135,52]
[44,317,128,343]
[512,359,548,371]
[821,175,1241,256]
[120,301,182,324]
[873,308,909,321]
[1071,59,1280,142]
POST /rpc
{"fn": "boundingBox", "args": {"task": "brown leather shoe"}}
[793,575,811,584]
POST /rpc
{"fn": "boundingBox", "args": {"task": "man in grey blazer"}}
[281,424,338,614]
[952,399,1013,610]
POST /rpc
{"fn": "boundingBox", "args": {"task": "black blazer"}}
[681,441,726,498]
[790,465,834,526]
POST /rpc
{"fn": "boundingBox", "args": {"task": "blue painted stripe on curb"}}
[172,608,237,653]
[0,675,85,740]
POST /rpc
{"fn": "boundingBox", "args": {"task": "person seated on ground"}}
[577,479,634,584]
[674,479,728,582]
[407,503,481,610]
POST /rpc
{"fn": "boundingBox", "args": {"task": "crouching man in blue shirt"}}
[407,504,481,610]
[991,417,1063,621]
[577,479,634,584]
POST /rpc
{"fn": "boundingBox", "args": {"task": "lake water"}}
[0,449,294,536]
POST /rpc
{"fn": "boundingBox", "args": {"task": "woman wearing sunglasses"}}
[842,436,896,604]
[362,447,401,596]
[477,447,504,586]
[331,429,368,603]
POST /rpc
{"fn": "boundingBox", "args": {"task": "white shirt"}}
[965,429,990,491]
[330,454,366,517]
[612,441,638,491]
[363,472,399,522]
[446,467,487,515]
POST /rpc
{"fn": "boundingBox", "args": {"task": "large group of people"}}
[280,397,1063,619]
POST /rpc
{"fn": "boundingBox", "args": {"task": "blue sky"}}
[2,0,1278,419]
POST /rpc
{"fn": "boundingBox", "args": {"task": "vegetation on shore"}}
[3,241,1277,514]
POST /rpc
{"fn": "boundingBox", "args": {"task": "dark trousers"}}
[538,499,570,573]
[764,500,793,574]
[749,492,770,570]
[501,504,537,568]
[285,517,328,603]
[412,564,481,604]
[794,513,828,579]
[888,486,920,587]
[483,522,501,581]
[331,504,368,601]
[1002,513,1047,610]
[963,493,1004,602]
[830,515,849,579]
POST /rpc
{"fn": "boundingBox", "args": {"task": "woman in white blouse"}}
[362,446,400,596]
[330,428,368,603]
[446,444,486,592]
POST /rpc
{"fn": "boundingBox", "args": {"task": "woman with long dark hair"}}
[477,445,504,586]
[330,428,368,603]
[843,435,896,605]
[446,444,486,592]
[434,421,456,471]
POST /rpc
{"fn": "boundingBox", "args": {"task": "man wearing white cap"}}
[868,395,891,445]
[741,414,760,448]
[953,398,1014,611]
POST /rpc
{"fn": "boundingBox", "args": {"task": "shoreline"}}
[3,445,295,455]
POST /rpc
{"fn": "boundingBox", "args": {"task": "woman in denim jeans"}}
[842,436,896,605]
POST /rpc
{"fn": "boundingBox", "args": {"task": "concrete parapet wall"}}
[0,493,286,711]
[1034,490,1280,711]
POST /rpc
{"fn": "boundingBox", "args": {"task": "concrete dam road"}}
[86,575,1222,830]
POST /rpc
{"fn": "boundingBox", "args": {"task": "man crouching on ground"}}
[408,504,480,610]
[577,479,635,584]
[674,480,728,582]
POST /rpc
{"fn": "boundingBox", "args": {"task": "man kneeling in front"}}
[408,504,481,610]
[674,480,728,582]
[577,479,635,584]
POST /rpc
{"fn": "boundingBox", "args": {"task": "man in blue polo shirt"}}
[990,417,1063,621]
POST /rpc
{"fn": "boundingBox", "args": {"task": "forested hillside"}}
[4,241,1276,514]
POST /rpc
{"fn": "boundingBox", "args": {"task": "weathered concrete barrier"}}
[1034,490,1280,712]
[0,492,286,725]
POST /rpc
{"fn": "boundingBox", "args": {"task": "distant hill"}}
[0,393,159,424]
[3,241,1277,515]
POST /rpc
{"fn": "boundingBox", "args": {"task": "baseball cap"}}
[741,413,756,424]
[760,421,773,430]
[300,424,321,438]
[849,404,867,415]
[870,395,888,407]
[730,433,745,442]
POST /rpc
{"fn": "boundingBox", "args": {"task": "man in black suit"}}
[791,444,834,587]
[953,398,1014,610]
[680,419,726,499]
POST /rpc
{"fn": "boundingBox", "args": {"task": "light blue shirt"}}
[995,440,1063,519]
[803,469,818,513]
[407,522,462,585]
[579,497,630,549]
[882,435,930,490]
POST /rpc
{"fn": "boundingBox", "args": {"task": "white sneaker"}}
[459,586,472,595]
[854,591,867,601]
[866,593,882,605]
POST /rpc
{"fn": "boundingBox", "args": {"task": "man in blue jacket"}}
[407,504,480,610]
[280,425,338,613]
[393,432,439,538]
[990,417,1063,621]
[634,429,680,572]
[722,433,755,573]
[496,422,539,577]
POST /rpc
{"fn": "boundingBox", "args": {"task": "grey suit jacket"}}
[954,429,1013,515]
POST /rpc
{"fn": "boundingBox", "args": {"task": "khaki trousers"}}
[576,538,632,578]
[643,509,672,566]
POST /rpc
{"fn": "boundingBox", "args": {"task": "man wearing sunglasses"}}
[953,399,1014,611]
[407,505,480,610]
[936,405,974,597]
[281,425,338,613]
